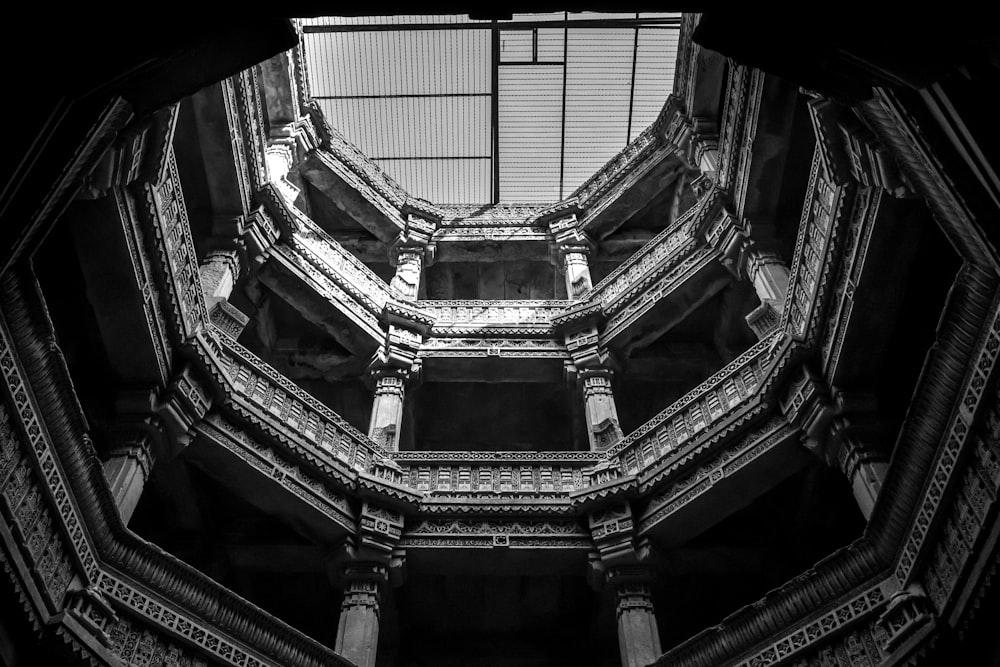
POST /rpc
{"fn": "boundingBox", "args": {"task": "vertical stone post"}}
[367,366,408,452]
[555,302,622,452]
[103,428,156,525]
[692,116,720,179]
[614,581,662,667]
[561,246,594,300]
[200,248,241,306]
[746,249,790,304]
[389,247,424,300]
[580,369,624,451]
[830,416,888,520]
[390,214,437,300]
[549,216,594,300]
[335,563,387,667]
[743,248,790,338]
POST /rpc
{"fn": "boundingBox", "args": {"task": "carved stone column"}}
[588,503,660,667]
[389,246,424,299]
[549,215,594,300]
[561,247,593,300]
[613,578,662,667]
[199,248,250,338]
[367,365,409,452]
[830,414,888,520]
[743,248,790,338]
[103,426,156,525]
[580,368,624,451]
[692,116,720,178]
[389,214,437,300]
[200,249,241,306]
[335,563,387,667]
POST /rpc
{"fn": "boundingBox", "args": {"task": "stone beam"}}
[301,151,404,243]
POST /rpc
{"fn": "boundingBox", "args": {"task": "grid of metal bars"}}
[302,13,679,204]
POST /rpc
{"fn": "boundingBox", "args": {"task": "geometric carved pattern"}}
[607,329,779,471]
[732,587,887,667]
[895,290,1000,588]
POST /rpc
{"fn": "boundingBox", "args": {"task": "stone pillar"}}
[105,389,167,525]
[830,418,888,520]
[335,563,386,667]
[744,249,790,338]
[389,247,424,299]
[602,565,661,667]
[103,431,155,525]
[580,368,624,451]
[549,216,594,300]
[560,245,594,300]
[615,582,662,667]
[390,214,437,299]
[200,249,241,306]
[692,116,719,178]
[368,367,408,452]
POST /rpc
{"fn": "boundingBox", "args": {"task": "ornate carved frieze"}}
[143,149,211,340]
[197,414,354,530]
[392,452,594,498]
[601,247,721,344]
[112,182,172,386]
[639,418,795,535]
[919,357,1000,613]
[270,243,383,341]
[400,519,591,549]
[422,300,563,336]
[718,586,890,667]
[573,123,663,210]
[219,336,385,472]
[607,328,782,473]
[578,144,682,233]
[261,182,396,316]
[715,62,749,191]
[585,200,701,305]
[95,569,354,667]
[731,68,764,218]
[893,276,1000,590]
[819,184,880,378]
[304,100,410,211]
[234,68,270,189]
[220,77,254,215]
[105,614,210,667]
[0,399,81,611]
[418,336,568,360]
[782,146,856,341]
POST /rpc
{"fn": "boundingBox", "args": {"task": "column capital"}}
[606,562,661,667]
[589,503,639,567]
[334,560,388,667]
[390,214,438,266]
[877,584,935,654]
[691,115,720,176]
[355,501,405,561]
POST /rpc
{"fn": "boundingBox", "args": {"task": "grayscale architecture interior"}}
[2,9,1000,667]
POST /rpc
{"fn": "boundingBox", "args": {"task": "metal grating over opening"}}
[301,12,680,204]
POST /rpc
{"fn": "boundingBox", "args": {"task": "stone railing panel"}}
[607,330,783,474]
[421,300,565,333]
[392,451,600,495]
[219,336,384,472]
